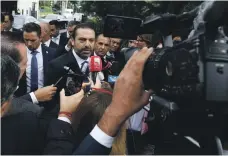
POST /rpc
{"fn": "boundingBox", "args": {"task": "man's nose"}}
[27,41,32,46]
[101,44,105,49]
[85,40,91,47]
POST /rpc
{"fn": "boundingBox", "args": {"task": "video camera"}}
[104,1,228,154]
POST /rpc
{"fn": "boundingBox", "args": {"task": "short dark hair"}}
[68,20,80,27]
[1,13,5,23]
[0,35,22,64]
[49,20,60,29]
[4,13,14,22]
[1,31,25,44]
[23,22,41,37]
[1,54,20,104]
[72,22,95,39]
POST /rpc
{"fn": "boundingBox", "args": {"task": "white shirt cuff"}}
[65,44,71,51]
[90,125,114,148]
[29,92,39,104]
[58,117,72,124]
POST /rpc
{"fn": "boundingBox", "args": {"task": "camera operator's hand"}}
[34,85,57,102]
[98,47,154,137]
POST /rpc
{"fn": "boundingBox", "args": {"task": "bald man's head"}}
[40,22,51,42]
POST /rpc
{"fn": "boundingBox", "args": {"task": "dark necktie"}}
[80,61,89,74]
[31,50,38,92]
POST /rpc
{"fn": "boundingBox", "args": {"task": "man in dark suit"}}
[1,50,65,154]
[54,21,80,57]
[1,31,57,113]
[15,23,56,96]
[40,22,58,49]
[2,13,20,32]
[49,20,68,47]
[46,23,95,91]
[92,33,111,81]
[44,47,154,155]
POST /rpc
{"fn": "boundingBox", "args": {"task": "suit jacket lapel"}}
[41,44,48,74]
[67,51,82,74]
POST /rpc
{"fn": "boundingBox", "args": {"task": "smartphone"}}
[65,73,84,96]
[103,14,142,40]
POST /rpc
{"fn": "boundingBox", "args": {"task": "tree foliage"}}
[77,1,202,19]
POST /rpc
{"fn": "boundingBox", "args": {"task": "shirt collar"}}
[44,39,51,47]
[53,34,60,40]
[27,43,42,54]
[67,31,70,38]
[9,28,13,32]
[72,49,90,66]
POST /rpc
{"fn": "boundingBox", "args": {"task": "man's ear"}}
[1,100,11,117]
[71,38,75,46]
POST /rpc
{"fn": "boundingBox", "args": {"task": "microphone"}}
[89,56,103,84]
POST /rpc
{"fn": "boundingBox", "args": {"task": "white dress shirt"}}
[52,34,60,45]
[67,31,70,38]
[26,44,44,93]
[127,108,145,131]
[72,49,90,69]
[44,39,51,47]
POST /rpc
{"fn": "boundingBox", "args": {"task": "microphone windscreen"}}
[89,56,103,72]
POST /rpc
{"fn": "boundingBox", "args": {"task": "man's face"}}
[49,24,59,38]
[3,15,13,31]
[71,28,95,59]
[15,43,28,79]
[23,31,41,51]
[40,24,50,42]
[110,38,121,52]
[128,40,138,48]
[94,35,110,57]
[67,25,76,37]
[137,36,148,49]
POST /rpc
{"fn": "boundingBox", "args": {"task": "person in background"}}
[62,21,81,54]
[49,20,68,47]
[106,38,125,76]
[1,53,20,118]
[72,81,127,155]
[15,22,57,109]
[92,34,111,81]
[1,31,57,113]
[40,22,58,49]
[2,13,19,32]
[1,13,5,31]
[128,40,138,48]
[137,34,153,49]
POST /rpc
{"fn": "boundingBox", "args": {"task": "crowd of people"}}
[1,12,158,155]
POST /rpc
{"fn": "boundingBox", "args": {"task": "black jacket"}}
[44,119,111,155]
[14,44,56,97]
[1,112,48,155]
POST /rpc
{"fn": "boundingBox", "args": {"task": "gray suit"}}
[5,97,43,116]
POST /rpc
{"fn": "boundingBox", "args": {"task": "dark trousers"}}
[127,129,146,155]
